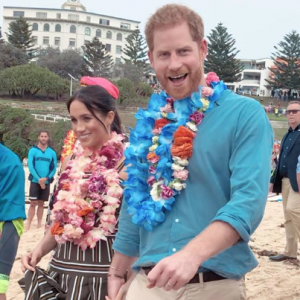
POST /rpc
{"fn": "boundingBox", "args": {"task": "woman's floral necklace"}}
[51,132,125,250]
[124,72,227,231]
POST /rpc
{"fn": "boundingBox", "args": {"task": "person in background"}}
[270,101,300,261]
[26,130,57,230]
[0,143,26,300]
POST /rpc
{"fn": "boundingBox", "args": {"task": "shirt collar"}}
[288,124,300,132]
[215,90,231,106]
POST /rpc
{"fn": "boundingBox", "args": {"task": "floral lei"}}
[124,72,227,231]
[51,132,125,250]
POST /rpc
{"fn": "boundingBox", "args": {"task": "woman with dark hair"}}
[21,78,128,300]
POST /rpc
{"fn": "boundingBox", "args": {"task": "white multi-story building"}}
[227,58,273,96]
[2,0,140,64]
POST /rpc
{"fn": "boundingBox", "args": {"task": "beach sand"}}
[6,171,300,299]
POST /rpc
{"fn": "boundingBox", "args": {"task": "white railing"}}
[31,114,70,122]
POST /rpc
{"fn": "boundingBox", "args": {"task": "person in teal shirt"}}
[107,4,273,300]
[26,130,57,230]
[0,143,26,300]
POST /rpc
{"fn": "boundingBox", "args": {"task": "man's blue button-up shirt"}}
[114,90,273,279]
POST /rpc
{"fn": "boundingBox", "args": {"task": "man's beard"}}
[158,67,202,100]
[39,140,48,145]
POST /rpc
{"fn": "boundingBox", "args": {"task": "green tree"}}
[205,23,243,82]
[266,30,300,93]
[122,27,148,67]
[115,78,136,105]
[82,37,113,77]
[0,26,4,44]
[0,43,27,70]
[37,47,86,79]
[0,105,33,159]
[6,17,36,60]
[0,64,69,99]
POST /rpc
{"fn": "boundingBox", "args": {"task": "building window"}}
[44,24,50,32]
[57,13,61,19]
[116,45,122,54]
[70,25,77,34]
[120,22,130,29]
[115,58,121,65]
[13,11,24,17]
[105,44,111,52]
[96,29,101,37]
[43,37,49,45]
[54,37,61,46]
[86,16,91,22]
[106,31,112,39]
[68,14,79,21]
[32,36,38,45]
[70,7,76,11]
[99,19,110,26]
[69,38,76,47]
[55,24,61,32]
[85,27,91,36]
[116,33,122,41]
[32,23,38,31]
[36,12,47,18]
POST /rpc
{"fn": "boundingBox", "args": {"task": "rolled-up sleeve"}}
[113,198,140,257]
[212,102,273,242]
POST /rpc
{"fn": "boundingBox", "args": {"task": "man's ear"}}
[148,50,154,68]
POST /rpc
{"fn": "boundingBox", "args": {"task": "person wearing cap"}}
[21,78,128,300]
[0,143,26,300]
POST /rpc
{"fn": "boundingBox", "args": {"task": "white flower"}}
[173,156,189,166]
[172,182,187,191]
[171,163,184,171]
[186,122,198,132]
[149,144,158,152]
[150,181,163,201]
[152,136,159,143]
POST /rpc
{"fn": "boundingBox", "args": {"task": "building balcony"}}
[241,79,260,86]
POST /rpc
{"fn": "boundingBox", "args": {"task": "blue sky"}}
[1,0,300,59]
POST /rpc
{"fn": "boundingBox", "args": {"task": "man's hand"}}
[269,183,274,193]
[39,178,47,190]
[147,249,200,291]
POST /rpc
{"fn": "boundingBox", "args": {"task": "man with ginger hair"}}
[107,4,273,300]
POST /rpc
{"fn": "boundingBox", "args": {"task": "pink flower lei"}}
[51,132,125,251]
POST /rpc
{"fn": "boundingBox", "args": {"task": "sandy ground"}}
[6,176,300,299]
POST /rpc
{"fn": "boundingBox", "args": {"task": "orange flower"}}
[154,118,170,130]
[62,182,70,191]
[147,152,160,161]
[173,126,195,139]
[173,136,193,146]
[171,143,193,159]
[51,222,64,236]
[77,207,95,217]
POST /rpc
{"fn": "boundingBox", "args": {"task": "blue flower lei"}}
[124,77,227,231]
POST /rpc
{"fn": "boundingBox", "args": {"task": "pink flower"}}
[205,72,220,86]
[152,128,162,135]
[147,176,156,186]
[63,224,84,239]
[80,181,89,195]
[189,111,204,125]
[149,166,156,174]
[172,169,189,181]
[160,103,173,113]
[201,87,213,97]
[161,185,175,199]
[166,97,174,106]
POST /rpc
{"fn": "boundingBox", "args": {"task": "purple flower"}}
[80,221,94,234]
[149,166,156,174]
[189,111,204,125]
[161,185,175,199]
[89,175,106,193]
